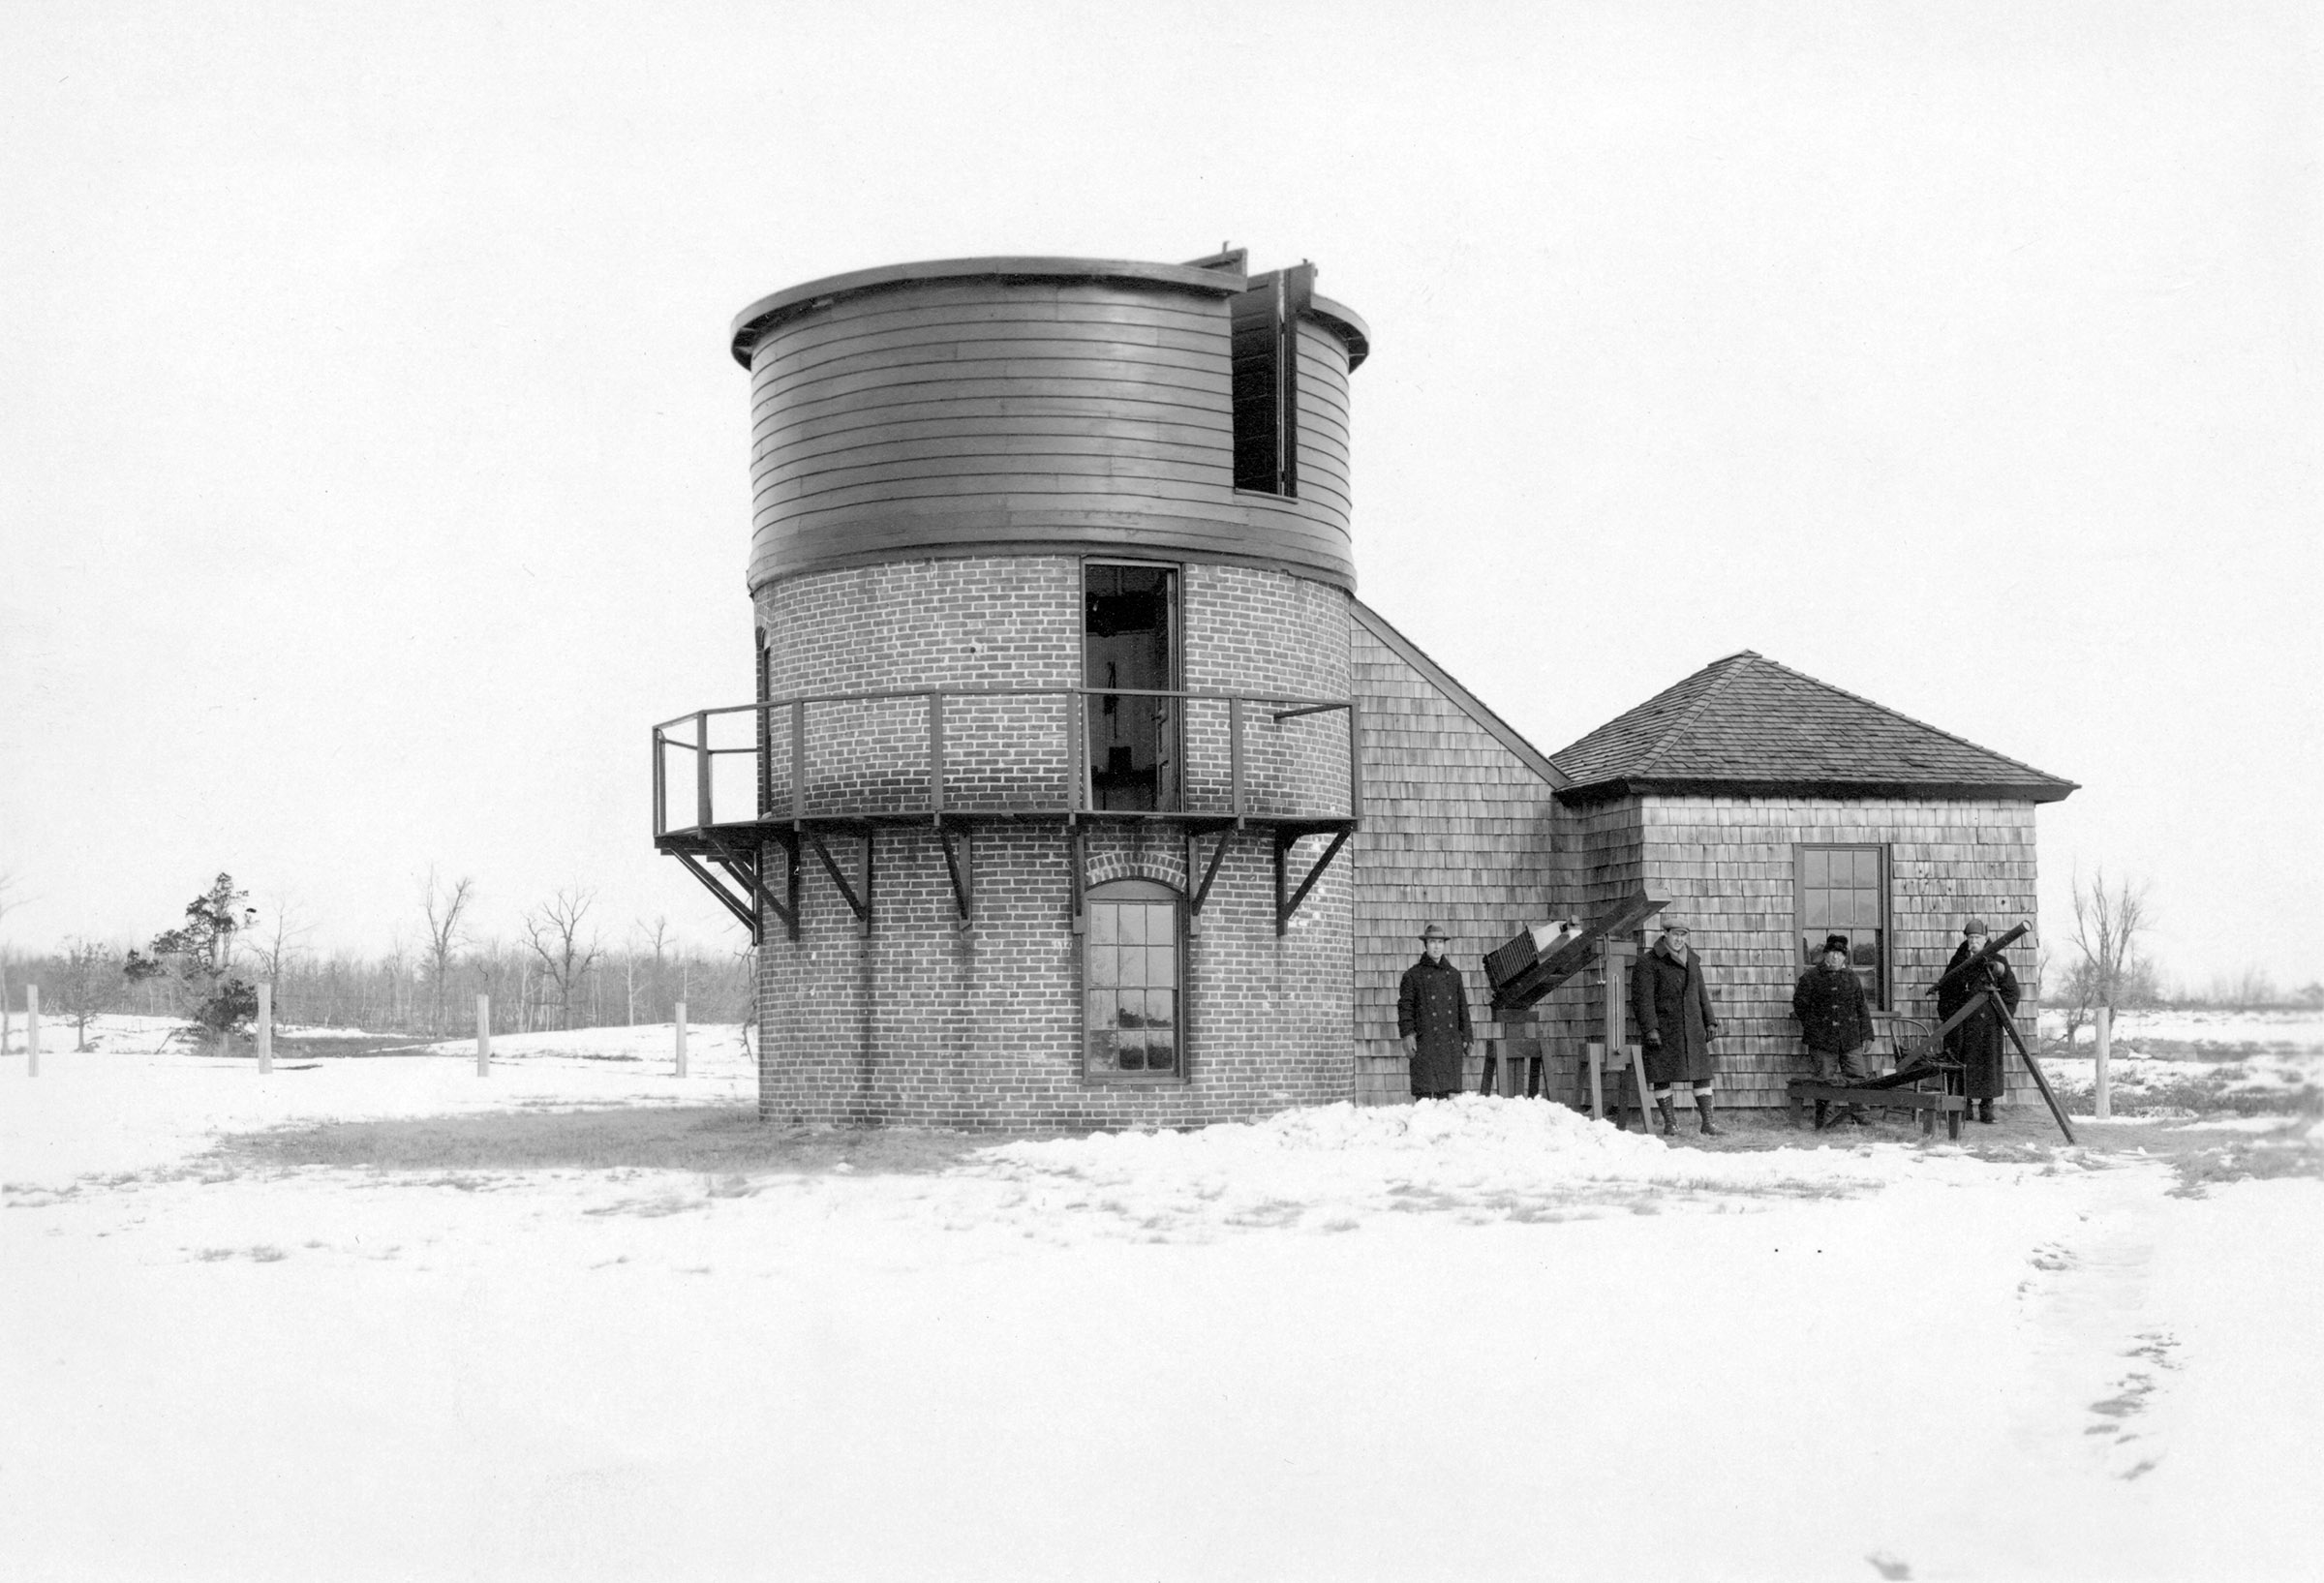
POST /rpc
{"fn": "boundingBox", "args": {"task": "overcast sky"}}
[4,2,2318,991]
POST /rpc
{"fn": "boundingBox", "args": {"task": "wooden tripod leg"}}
[1630,1047,1653,1134]
[1586,1041,1605,1121]
[1995,992,2076,1144]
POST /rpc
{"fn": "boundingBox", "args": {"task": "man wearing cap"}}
[1630,920,1724,1136]
[1938,919,2021,1124]
[1793,933,1877,1124]
[1397,924,1474,1101]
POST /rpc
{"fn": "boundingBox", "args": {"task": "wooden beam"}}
[807,831,872,932]
[1189,828,1234,917]
[1275,826,1351,935]
[671,849,757,934]
[1993,992,2076,1144]
[938,824,972,927]
[702,831,798,943]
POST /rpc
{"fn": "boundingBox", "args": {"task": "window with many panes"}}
[1795,844,1889,1009]
[1084,878,1183,1081]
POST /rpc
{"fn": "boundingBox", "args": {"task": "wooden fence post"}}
[24,984,39,1078]
[674,1000,688,1078]
[257,984,272,1075]
[2094,1006,2112,1120]
[476,994,491,1076]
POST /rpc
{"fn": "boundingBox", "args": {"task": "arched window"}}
[1084,878,1184,1081]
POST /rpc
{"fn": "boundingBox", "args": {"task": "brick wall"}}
[1180,563,1355,818]
[1348,622,1564,1105]
[754,559,1083,817]
[1542,793,2044,1110]
[751,554,1354,1127]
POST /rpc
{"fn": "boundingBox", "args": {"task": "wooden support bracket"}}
[807,830,873,935]
[702,831,800,944]
[1274,826,1352,935]
[1067,826,1086,933]
[671,850,757,936]
[937,824,972,928]
[1188,828,1234,921]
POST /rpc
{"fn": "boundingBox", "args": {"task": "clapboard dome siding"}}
[736,258,1362,594]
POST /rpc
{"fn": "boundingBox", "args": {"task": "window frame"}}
[1080,876,1189,1086]
[1081,558,1183,813]
[1793,842,1892,1012]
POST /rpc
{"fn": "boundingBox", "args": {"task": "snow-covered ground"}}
[6,1016,2324,1581]
[2040,1008,2324,1111]
[2039,1007,2324,1050]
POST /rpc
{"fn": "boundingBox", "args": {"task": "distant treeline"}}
[1,936,753,1038]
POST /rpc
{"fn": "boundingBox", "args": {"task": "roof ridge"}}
[1350,600,1569,788]
[1633,652,1754,776]
[1748,653,2069,784]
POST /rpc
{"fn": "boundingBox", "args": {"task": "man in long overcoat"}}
[1630,921,1723,1136]
[1397,923,1473,1100]
[1938,918,2021,1123]
[1793,932,1877,1124]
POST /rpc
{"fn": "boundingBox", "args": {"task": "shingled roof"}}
[1547,651,2077,807]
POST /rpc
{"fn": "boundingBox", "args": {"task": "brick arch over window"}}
[1083,846,1190,894]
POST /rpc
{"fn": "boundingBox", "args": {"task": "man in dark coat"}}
[1397,923,1473,1100]
[1630,921,1723,1136]
[1794,933,1877,1124]
[1938,918,2021,1123]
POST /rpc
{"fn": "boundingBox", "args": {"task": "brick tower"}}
[657,251,1372,1126]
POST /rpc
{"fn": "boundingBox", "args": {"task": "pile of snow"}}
[968,1095,1977,1239]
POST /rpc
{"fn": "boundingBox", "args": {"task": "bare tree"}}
[420,870,476,1034]
[2068,868,2152,1026]
[55,938,122,1050]
[255,895,314,1021]
[524,888,600,1030]
[2208,965,2279,1008]
[631,915,674,1023]
[0,868,17,1051]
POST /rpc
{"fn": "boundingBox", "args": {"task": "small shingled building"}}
[1534,651,2077,1111]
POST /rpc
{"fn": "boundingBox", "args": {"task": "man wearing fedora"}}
[1631,919,1725,1136]
[1397,923,1474,1101]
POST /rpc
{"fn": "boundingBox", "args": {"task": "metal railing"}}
[652,685,1361,838]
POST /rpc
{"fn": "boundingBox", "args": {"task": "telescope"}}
[1926,920,2030,997]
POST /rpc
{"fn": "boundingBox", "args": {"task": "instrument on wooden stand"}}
[1926,920,2076,1143]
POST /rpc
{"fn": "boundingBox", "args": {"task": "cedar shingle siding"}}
[1349,604,1565,1105]
[1559,794,2045,1108]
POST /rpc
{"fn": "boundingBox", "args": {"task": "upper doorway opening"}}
[1085,563,1178,811]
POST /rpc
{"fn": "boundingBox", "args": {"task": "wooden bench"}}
[1787,1078,1966,1140]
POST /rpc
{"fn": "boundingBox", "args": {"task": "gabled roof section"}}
[1547,651,2077,806]
[1352,602,1569,788]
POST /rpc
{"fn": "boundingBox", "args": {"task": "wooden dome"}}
[731,255,1370,594]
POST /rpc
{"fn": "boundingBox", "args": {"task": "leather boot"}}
[1655,1098,1678,1137]
[1977,1098,1995,1124]
[1695,1093,1724,1137]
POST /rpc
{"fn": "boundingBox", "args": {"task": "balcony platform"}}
[653,686,1362,943]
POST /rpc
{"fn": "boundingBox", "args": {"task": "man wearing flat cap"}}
[1397,923,1474,1101]
[1630,919,1725,1136]
[1938,918,2020,1124]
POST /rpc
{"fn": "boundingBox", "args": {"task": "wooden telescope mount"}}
[1926,921,2077,1144]
[1481,892,1668,1131]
